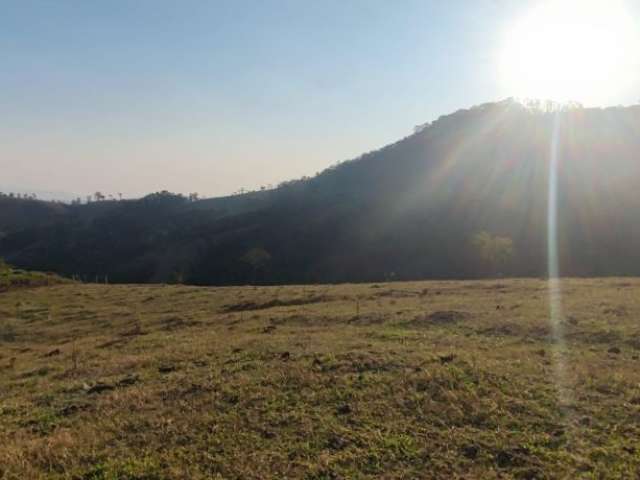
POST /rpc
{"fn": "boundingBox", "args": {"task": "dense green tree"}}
[241,247,272,284]
[471,231,514,276]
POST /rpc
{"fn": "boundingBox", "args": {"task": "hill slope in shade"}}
[2,99,640,284]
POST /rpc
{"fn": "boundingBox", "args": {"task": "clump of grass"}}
[0,262,71,292]
[0,318,16,342]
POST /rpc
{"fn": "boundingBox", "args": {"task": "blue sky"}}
[1,1,637,198]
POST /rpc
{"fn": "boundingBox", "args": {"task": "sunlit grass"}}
[1,279,640,478]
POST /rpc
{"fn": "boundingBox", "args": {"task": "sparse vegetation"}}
[2,278,640,478]
[0,261,70,292]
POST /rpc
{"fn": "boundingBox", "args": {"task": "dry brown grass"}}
[2,278,640,478]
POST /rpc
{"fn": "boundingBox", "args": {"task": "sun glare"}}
[500,0,639,104]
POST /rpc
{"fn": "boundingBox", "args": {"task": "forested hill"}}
[2,99,640,284]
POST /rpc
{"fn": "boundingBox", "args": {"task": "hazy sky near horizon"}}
[2,0,640,199]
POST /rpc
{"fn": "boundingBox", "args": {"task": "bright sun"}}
[500,0,639,105]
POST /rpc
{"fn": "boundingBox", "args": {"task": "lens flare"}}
[547,114,573,421]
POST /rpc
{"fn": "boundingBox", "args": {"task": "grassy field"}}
[0,264,70,292]
[1,278,640,479]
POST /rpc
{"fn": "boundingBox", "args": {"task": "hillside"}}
[0,196,69,236]
[2,278,640,478]
[2,99,640,284]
